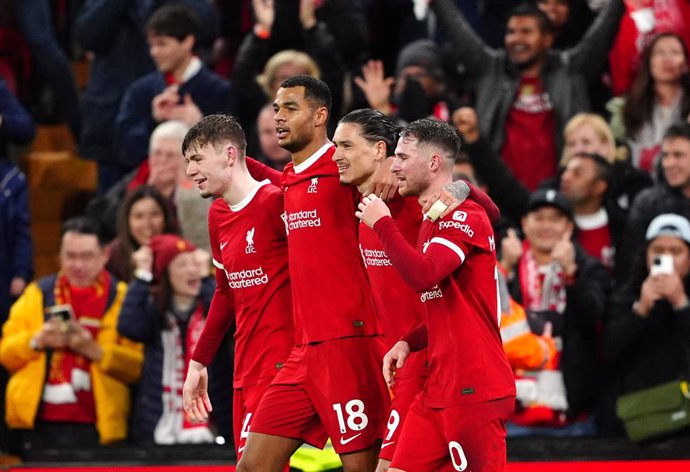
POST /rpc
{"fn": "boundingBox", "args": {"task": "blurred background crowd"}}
[1,0,690,463]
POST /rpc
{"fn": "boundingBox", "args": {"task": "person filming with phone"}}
[0,217,143,452]
[605,213,690,425]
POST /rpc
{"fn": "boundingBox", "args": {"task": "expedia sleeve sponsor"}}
[438,220,474,238]
[226,267,269,289]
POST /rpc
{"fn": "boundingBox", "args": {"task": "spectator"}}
[431,0,624,191]
[254,103,291,170]
[13,0,81,139]
[604,214,690,418]
[536,0,595,49]
[233,0,345,144]
[118,234,231,444]
[609,0,690,96]
[87,120,192,242]
[107,186,177,283]
[115,3,233,174]
[354,39,460,124]
[0,77,34,321]
[500,189,611,436]
[618,121,690,282]
[609,33,690,174]
[75,0,216,194]
[0,217,142,448]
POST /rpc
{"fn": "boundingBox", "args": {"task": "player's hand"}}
[383,341,410,388]
[368,157,398,201]
[356,194,391,228]
[452,107,480,144]
[500,228,523,273]
[421,180,470,221]
[183,360,213,422]
[353,60,394,115]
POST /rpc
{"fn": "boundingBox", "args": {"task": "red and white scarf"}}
[154,303,214,444]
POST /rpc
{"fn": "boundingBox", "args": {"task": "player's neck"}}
[357,173,377,196]
[417,176,452,207]
[291,135,330,166]
[222,168,260,206]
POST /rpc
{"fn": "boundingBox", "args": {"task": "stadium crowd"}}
[1,0,690,468]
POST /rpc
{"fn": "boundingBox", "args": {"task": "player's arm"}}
[246,156,283,187]
[421,180,500,224]
[357,196,462,291]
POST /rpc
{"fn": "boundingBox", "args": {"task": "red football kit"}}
[373,198,516,472]
[192,180,294,458]
[247,145,389,454]
[359,193,427,460]
[575,209,614,270]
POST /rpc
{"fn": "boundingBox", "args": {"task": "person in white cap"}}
[604,213,690,406]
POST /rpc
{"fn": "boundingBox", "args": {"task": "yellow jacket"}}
[0,278,143,444]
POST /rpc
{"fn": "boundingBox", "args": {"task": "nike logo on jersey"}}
[339,433,362,445]
[220,241,228,250]
[381,441,395,449]
[238,445,245,453]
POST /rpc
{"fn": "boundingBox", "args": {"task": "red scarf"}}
[39,271,110,423]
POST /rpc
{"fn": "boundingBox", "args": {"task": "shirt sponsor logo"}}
[362,248,392,267]
[420,284,443,303]
[307,177,319,194]
[226,267,268,288]
[245,228,256,254]
[452,210,467,222]
[285,209,322,232]
[439,220,474,238]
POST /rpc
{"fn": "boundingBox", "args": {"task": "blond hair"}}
[258,50,321,97]
[561,113,616,165]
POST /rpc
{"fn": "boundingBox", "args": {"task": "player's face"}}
[185,143,232,198]
[167,251,202,298]
[560,156,603,206]
[128,197,165,246]
[392,135,431,197]
[661,137,690,190]
[333,122,382,187]
[273,86,317,154]
[147,34,193,74]
[521,206,573,253]
[60,232,109,288]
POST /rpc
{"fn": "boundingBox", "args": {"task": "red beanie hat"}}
[149,234,197,282]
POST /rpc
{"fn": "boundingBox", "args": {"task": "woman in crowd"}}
[107,186,175,283]
[610,33,690,175]
[117,234,232,444]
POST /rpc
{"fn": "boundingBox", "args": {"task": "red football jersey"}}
[193,180,294,388]
[417,200,515,407]
[359,194,426,374]
[575,210,614,269]
[280,143,380,344]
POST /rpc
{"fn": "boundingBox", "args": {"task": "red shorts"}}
[250,336,390,454]
[391,395,515,472]
[233,378,273,460]
[379,361,427,461]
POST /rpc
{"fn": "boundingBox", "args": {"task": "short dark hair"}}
[509,2,554,35]
[62,216,107,247]
[571,152,613,184]
[338,109,400,156]
[399,118,462,162]
[280,75,332,114]
[182,114,248,157]
[663,121,690,142]
[146,4,200,41]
